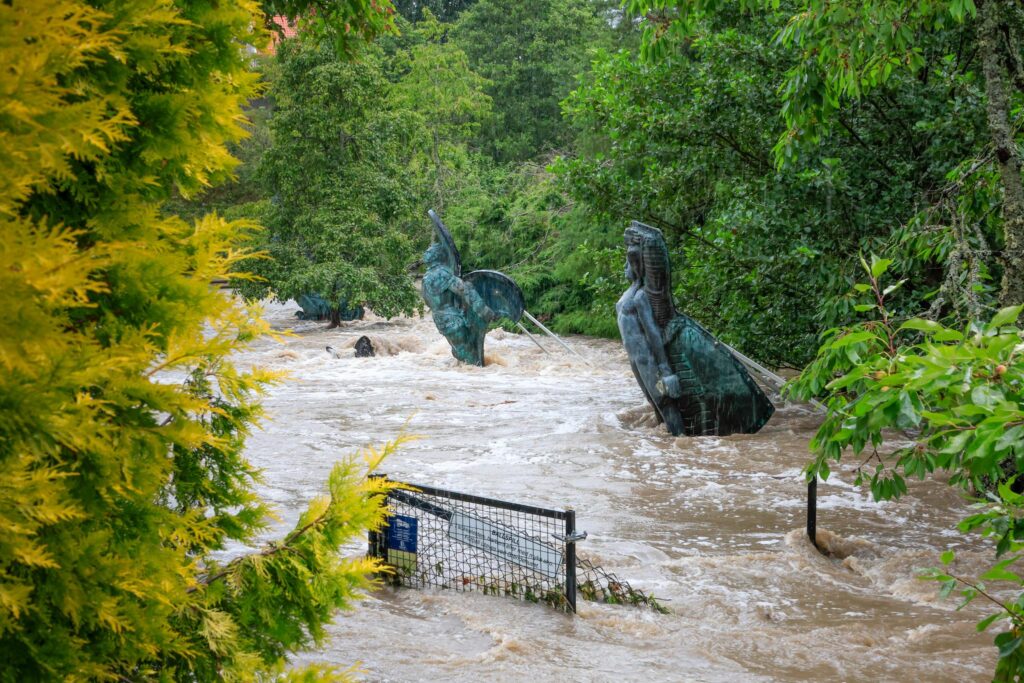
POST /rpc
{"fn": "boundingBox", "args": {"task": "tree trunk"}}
[980,0,1024,307]
[328,307,341,328]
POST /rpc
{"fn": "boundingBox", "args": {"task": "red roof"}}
[265,16,297,55]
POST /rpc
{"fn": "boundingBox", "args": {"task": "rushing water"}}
[233,301,999,682]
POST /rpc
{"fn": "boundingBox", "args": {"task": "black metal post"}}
[368,473,387,561]
[565,509,577,613]
[807,476,817,549]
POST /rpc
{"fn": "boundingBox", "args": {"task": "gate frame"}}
[368,475,579,612]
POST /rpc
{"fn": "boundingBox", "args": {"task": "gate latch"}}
[553,530,588,544]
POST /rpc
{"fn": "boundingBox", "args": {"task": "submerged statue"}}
[617,221,774,436]
[294,293,363,324]
[421,209,525,366]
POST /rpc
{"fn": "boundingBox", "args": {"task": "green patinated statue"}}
[421,210,525,366]
[294,293,363,323]
[617,221,774,436]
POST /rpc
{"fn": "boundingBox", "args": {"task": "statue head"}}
[624,226,645,283]
[424,241,448,268]
[625,221,675,326]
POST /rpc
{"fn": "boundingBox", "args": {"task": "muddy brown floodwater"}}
[231,301,999,682]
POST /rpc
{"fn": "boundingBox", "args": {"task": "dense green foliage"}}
[788,259,1024,679]
[237,40,424,322]
[453,0,610,162]
[1,0,399,679]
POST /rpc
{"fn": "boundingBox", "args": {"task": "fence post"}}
[565,509,577,613]
[807,475,817,550]
[368,473,387,561]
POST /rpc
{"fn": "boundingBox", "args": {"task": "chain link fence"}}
[369,476,666,614]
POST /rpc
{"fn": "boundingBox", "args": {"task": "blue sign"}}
[387,514,418,553]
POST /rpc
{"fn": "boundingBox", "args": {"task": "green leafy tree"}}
[555,6,990,364]
[453,0,610,161]
[260,0,398,56]
[240,40,423,324]
[788,260,1024,678]
[0,0,399,679]
[391,0,476,23]
[389,10,493,213]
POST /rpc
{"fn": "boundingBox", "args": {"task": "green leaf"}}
[899,318,944,334]
[882,279,907,296]
[941,550,955,565]
[870,256,892,279]
[976,613,1003,632]
[970,385,1001,410]
[980,566,1021,583]
[831,330,877,348]
[933,328,964,342]
[998,634,1023,659]
[988,305,1024,330]
[897,393,921,428]
[939,430,972,454]
[996,425,1024,452]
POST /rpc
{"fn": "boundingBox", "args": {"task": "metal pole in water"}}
[807,476,817,549]
[368,473,386,560]
[522,310,592,366]
[565,509,577,613]
[516,321,550,354]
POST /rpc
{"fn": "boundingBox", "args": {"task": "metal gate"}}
[368,476,582,612]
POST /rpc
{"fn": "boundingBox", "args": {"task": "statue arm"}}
[633,290,682,398]
[449,278,497,322]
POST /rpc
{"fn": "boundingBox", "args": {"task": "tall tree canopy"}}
[629,0,1024,306]
[239,40,424,323]
[556,5,991,365]
[389,11,493,213]
[453,0,609,161]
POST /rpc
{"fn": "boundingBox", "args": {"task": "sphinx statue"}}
[421,210,525,366]
[617,221,774,436]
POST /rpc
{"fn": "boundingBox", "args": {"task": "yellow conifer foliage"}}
[0,1,397,679]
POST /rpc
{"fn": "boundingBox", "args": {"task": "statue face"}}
[626,245,644,282]
[624,227,645,282]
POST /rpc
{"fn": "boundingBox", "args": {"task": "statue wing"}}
[464,270,525,323]
[428,209,461,277]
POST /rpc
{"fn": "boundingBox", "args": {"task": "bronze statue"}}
[617,221,774,436]
[294,293,363,323]
[421,210,525,366]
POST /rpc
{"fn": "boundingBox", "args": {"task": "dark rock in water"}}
[354,336,375,358]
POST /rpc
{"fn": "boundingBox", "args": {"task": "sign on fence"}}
[386,514,418,574]
[448,511,563,579]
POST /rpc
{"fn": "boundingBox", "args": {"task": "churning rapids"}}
[231,301,999,682]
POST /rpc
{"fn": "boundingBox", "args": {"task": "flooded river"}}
[234,301,998,682]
